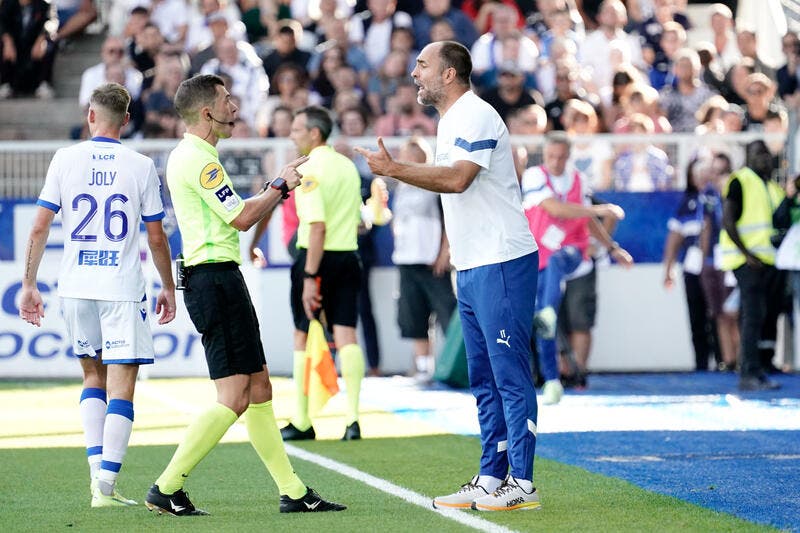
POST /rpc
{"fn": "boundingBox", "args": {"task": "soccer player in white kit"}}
[356,41,541,511]
[19,83,176,508]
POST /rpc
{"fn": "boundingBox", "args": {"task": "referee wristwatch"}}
[263,178,291,199]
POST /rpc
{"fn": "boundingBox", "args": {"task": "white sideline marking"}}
[136,382,519,533]
[285,443,518,533]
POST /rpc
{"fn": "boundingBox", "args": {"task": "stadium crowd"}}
[4,0,799,386]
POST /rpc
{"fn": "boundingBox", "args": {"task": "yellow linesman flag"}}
[304,319,340,416]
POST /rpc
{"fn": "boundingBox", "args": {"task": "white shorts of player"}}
[61,297,155,365]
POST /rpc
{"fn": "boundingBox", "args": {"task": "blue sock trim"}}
[107,399,134,421]
[100,460,122,473]
[80,387,107,403]
[86,445,103,457]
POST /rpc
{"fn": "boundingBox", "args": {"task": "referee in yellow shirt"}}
[144,75,345,515]
[281,106,366,442]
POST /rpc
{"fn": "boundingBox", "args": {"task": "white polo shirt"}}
[37,137,165,301]
[436,90,537,270]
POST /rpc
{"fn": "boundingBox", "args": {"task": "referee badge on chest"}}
[200,162,225,189]
[301,177,318,192]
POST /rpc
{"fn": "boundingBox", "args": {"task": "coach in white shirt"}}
[356,40,541,512]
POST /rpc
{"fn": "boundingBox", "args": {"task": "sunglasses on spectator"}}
[104,48,125,55]
[747,87,766,96]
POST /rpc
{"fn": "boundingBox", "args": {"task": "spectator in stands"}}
[79,36,143,108]
[238,0,275,48]
[647,20,686,90]
[373,79,437,137]
[663,154,721,371]
[149,0,189,50]
[563,99,613,190]
[261,20,311,80]
[736,27,776,80]
[143,54,185,128]
[659,48,715,133]
[481,60,539,123]
[695,41,727,95]
[545,59,589,131]
[579,0,643,96]
[266,104,293,138]
[720,140,785,390]
[777,31,800,101]
[122,6,150,54]
[185,0,244,55]
[462,0,524,35]
[257,63,310,135]
[470,4,538,90]
[428,17,455,43]
[0,0,57,99]
[536,36,577,104]
[353,0,412,70]
[390,137,456,381]
[507,103,548,176]
[412,0,479,49]
[601,67,637,131]
[309,17,370,87]
[200,36,269,130]
[742,73,781,132]
[366,49,409,116]
[130,23,164,90]
[613,83,672,133]
[722,58,755,107]
[537,3,582,61]
[694,94,728,135]
[708,2,740,73]
[53,0,96,45]
[638,0,689,67]
[302,0,360,47]
[613,113,672,191]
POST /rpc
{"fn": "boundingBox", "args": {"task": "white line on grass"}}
[285,443,518,533]
[136,382,518,533]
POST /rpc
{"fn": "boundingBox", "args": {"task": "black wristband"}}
[303,270,318,279]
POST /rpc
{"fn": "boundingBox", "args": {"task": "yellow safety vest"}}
[718,167,784,270]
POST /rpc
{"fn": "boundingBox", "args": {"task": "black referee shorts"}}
[183,262,266,379]
[291,249,361,332]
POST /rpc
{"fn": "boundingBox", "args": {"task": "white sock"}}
[415,355,431,374]
[477,475,503,493]
[97,399,134,493]
[79,388,106,480]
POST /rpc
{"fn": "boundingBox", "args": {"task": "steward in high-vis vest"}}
[719,168,784,271]
[720,140,785,392]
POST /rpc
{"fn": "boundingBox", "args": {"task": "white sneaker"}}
[34,81,54,99]
[471,476,541,511]
[432,476,490,509]
[0,83,11,99]
[533,306,557,339]
[542,379,563,405]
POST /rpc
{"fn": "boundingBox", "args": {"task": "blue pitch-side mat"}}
[537,430,800,532]
[535,373,800,532]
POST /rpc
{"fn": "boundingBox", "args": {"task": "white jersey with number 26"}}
[37,137,165,301]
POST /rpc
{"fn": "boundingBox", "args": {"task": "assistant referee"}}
[144,74,345,516]
[280,106,366,442]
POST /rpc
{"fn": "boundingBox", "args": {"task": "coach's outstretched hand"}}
[354,138,395,178]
